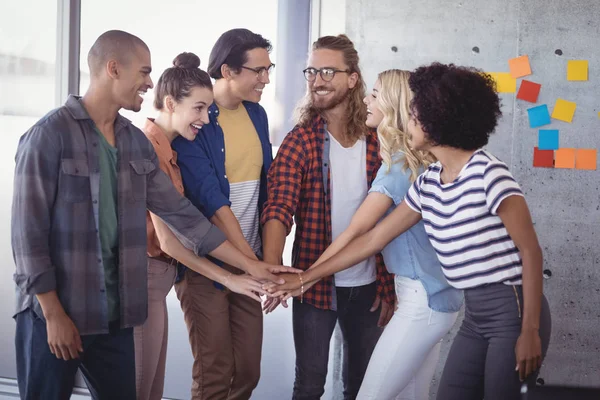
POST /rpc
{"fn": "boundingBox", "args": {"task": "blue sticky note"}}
[538,129,559,150]
[528,105,551,128]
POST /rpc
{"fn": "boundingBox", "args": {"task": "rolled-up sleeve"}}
[11,125,59,295]
[144,144,226,256]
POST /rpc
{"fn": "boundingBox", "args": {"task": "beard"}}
[310,86,350,111]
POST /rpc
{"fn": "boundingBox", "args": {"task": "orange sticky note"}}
[555,148,576,169]
[487,72,517,93]
[567,60,588,81]
[552,99,577,123]
[576,149,597,170]
[508,55,532,78]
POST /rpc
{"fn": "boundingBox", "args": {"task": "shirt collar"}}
[143,118,175,162]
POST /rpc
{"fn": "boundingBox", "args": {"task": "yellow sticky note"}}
[567,60,588,81]
[551,98,577,123]
[487,72,516,93]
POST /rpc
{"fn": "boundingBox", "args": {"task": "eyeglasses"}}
[303,67,350,82]
[240,64,275,78]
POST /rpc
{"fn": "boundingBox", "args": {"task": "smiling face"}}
[112,45,154,112]
[228,47,272,103]
[306,49,357,111]
[364,79,384,128]
[169,86,214,140]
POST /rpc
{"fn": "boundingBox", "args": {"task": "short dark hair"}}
[408,62,502,150]
[87,30,149,76]
[154,52,212,110]
[207,28,272,80]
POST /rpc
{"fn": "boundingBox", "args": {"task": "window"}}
[0,0,58,379]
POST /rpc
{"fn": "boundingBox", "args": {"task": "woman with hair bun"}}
[134,52,276,400]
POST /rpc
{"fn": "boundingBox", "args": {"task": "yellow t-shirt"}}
[218,104,263,253]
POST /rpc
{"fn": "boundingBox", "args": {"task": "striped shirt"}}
[219,105,263,254]
[405,150,524,289]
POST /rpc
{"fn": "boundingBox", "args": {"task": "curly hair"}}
[408,63,502,150]
[376,70,435,181]
[294,34,368,141]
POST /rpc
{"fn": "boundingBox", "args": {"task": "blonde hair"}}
[376,69,435,181]
[294,35,368,141]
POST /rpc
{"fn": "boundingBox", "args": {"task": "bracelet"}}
[298,274,304,303]
[223,273,233,288]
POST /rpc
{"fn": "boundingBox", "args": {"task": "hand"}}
[370,295,394,327]
[515,328,542,381]
[46,312,83,360]
[225,274,268,302]
[246,261,301,284]
[262,296,289,314]
[263,272,304,293]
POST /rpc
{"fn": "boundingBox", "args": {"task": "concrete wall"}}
[341,0,600,397]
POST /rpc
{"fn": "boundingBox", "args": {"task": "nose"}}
[363,95,369,105]
[259,72,270,85]
[313,72,327,87]
[201,109,210,125]
[147,75,154,90]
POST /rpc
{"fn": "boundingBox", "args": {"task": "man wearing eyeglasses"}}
[261,35,395,400]
[171,28,275,399]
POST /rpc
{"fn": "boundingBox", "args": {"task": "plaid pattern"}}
[11,95,225,335]
[261,116,395,310]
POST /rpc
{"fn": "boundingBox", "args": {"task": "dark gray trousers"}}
[437,283,551,400]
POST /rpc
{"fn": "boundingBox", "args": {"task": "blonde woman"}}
[267,70,462,399]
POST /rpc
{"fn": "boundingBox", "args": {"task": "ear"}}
[106,59,119,79]
[221,64,233,80]
[165,95,176,113]
[348,72,359,89]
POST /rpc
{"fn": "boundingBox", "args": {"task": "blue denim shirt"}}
[369,154,463,313]
[172,101,273,281]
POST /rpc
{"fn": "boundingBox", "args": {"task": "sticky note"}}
[575,149,597,170]
[527,105,551,128]
[488,72,516,93]
[533,147,554,168]
[555,148,576,169]
[538,130,559,150]
[517,80,541,103]
[567,60,588,81]
[508,55,532,78]
[551,99,577,123]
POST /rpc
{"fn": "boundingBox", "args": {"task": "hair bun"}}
[173,52,201,69]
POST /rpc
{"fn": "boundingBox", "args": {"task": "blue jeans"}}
[292,282,383,400]
[15,308,136,400]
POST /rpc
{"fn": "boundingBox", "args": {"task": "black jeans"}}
[15,308,136,400]
[292,282,383,400]
[437,283,552,400]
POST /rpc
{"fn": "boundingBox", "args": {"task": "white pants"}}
[357,276,459,400]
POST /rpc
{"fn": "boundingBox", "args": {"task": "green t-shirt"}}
[95,128,120,323]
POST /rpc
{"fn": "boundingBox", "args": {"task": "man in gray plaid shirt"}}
[11,30,286,400]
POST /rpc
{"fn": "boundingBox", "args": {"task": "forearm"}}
[520,247,543,331]
[261,219,287,264]
[36,291,66,319]
[304,229,385,283]
[211,206,257,259]
[152,214,237,284]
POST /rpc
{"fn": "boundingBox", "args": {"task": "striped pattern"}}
[405,150,524,289]
[230,180,261,253]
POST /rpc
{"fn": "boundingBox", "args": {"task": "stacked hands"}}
[246,267,396,328]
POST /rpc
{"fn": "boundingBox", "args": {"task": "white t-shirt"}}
[329,133,377,287]
[405,149,524,289]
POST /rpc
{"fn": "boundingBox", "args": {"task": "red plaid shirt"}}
[261,115,395,310]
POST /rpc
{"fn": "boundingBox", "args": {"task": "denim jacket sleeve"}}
[173,136,231,219]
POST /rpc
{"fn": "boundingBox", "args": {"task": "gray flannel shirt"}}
[11,95,226,335]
